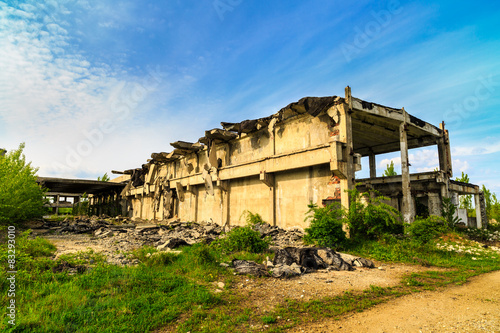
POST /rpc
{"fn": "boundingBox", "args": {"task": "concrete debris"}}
[230,247,374,279]
[272,247,354,274]
[231,259,269,277]
[251,222,304,247]
[39,217,373,277]
[337,252,375,268]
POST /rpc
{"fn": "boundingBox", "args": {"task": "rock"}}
[353,257,375,268]
[290,262,304,274]
[338,252,374,269]
[220,262,230,268]
[135,224,159,233]
[271,264,302,278]
[272,247,354,273]
[99,230,114,238]
[94,227,105,237]
[273,248,296,266]
[232,259,269,277]
[217,282,225,289]
[156,242,169,251]
[165,238,190,249]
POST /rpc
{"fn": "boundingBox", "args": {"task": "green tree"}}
[346,188,403,240]
[456,172,473,215]
[383,161,397,176]
[97,172,110,182]
[0,143,46,224]
[482,185,500,221]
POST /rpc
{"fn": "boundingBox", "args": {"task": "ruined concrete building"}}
[109,87,486,229]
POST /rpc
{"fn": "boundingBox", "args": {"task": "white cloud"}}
[409,149,439,173]
[0,2,168,178]
[452,140,500,156]
[378,157,401,170]
[453,159,470,173]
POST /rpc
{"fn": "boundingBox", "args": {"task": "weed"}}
[212,226,270,254]
[261,315,277,324]
[303,202,346,249]
[241,210,266,226]
[407,215,449,244]
[346,188,403,240]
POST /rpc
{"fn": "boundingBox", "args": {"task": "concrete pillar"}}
[220,182,230,228]
[55,194,60,215]
[400,110,414,223]
[369,153,376,178]
[474,193,482,228]
[438,122,453,178]
[260,172,276,226]
[427,192,441,216]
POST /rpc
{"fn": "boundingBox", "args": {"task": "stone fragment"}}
[231,259,268,277]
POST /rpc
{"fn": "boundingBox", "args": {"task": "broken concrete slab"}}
[231,259,269,277]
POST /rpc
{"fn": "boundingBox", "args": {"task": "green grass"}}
[1,229,499,332]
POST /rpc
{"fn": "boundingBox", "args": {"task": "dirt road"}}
[288,270,500,333]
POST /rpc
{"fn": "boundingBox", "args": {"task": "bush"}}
[0,143,46,224]
[346,188,403,240]
[303,202,346,249]
[407,216,449,244]
[441,197,462,229]
[241,210,265,226]
[212,225,270,253]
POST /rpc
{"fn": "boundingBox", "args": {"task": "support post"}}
[260,171,276,226]
[221,182,230,228]
[400,108,414,223]
[427,192,441,216]
[474,192,484,229]
[369,152,376,178]
[55,194,60,215]
[438,122,453,178]
[327,87,355,235]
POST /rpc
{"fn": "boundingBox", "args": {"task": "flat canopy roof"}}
[350,98,442,156]
[37,177,126,195]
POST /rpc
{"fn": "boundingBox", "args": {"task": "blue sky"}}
[0,0,499,193]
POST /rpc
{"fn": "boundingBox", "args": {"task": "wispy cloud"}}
[0,1,171,177]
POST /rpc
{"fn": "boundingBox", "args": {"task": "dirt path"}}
[288,270,500,333]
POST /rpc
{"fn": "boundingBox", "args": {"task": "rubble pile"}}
[252,222,304,247]
[39,217,307,266]
[39,218,374,275]
[231,247,375,279]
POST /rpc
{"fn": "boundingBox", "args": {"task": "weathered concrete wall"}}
[122,103,351,229]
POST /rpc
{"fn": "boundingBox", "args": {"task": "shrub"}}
[0,143,46,224]
[212,225,270,253]
[441,197,462,229]
[346,188,403,240]
[241,210,265,226]
[407,215,449,244]
[303,202,346,249]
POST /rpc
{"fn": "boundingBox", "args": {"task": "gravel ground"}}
[287,270,500,333]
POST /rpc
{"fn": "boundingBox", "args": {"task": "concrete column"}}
[474,193,483,229]
[400,112,414,224]
[369,153,376,178]
[260,172,276,226]
[427,192,441,216]
[56,194,60,215]
[438,122,453,178]
[221,182,230,228]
